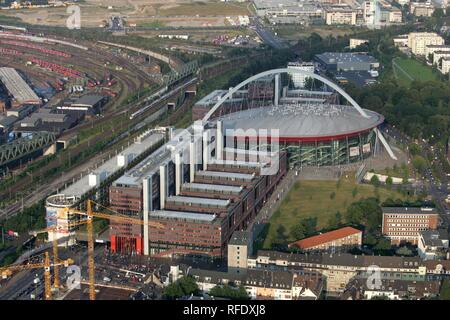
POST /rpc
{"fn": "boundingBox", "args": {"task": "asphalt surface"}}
[250,17,287,50]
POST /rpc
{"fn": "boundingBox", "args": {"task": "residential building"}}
[433,50,450,66]
[393,35,409,47]
[382,207,439,244]
[424,44,450,60]
[343,277,441,300]
[325,6,358,25]
[350,38,369,49]
[362,0,402,27]
[410,1,435,16]
[408,32,445,55]
[228,230,253,273]
[249,250,429,293]
[288,226,362,252]
[287,61,315,88]
[190,268,324,300]
[441,57,450,74]
[417,229,449,260]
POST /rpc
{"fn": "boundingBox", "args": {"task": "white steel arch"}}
[202,68,370,122]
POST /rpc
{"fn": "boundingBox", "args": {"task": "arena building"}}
[202,68,395,168]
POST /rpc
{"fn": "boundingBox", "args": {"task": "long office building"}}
[108,123,287,257]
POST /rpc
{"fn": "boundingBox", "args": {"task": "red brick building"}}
[147,152,288,257]
[382,207,439,245]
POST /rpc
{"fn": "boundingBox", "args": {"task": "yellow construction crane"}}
[61,199,164,301]
[29,219,89,289]
[0,252,74,300]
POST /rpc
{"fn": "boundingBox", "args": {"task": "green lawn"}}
[262,176,415,249]
[158,2,250,16]
[392,57,439,86]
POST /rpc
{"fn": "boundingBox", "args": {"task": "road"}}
[383,125,449,228]
[250,17,287,50]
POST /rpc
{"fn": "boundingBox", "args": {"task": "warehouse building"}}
[0,67,41,107]
[314,52,379,72]
[58,94,108,112]
[16,108,79,134]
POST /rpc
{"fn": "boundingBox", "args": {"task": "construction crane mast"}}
[0,252,73,300]
[61,199,164,300]
[29,219,89,290]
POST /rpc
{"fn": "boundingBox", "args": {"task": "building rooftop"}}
[47,131,164,206]
[194,89,245,108]
[113,145,171,187]
[220,104,383,139]
[229,230,252,246]
[382,207,438,215]
[150,210,217,222]
[71,94,105,107]
[182,183,243,194]
[196,170,255,181]
[419,229,449,247]
[0,115,18,129]
[166,195,231,208]
[315,52,378,64]
[289,226,362,250]
[256,250,423,269]
[0,67,40,105]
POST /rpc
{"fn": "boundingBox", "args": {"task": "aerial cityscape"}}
[0,0,449,306]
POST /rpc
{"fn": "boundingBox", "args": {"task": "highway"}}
[250,17,288,50]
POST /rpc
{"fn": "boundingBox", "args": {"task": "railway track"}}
[0,53,255,215]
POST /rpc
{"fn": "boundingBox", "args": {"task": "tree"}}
[346,198,382,233]
[210,284,250,300]
[395,246,413,256]
[290,217,317,240]
[370,174,380,187]
[386,176,393,188]
[290,223,305,240]
[412,155,427,174]
[440,279,450,300]
[352,187,358,198]
[374,238,392,251]
[363,233,378,246]
[163,276,199,299]
[327,212,342,229]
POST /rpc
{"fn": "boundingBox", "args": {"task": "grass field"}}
[262,176,415,249]
[274,25,356,41]
[392,57,439,86]
[158,1,250,16]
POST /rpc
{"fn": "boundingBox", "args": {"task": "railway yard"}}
[0,24,258,220]
[0,28,171,211]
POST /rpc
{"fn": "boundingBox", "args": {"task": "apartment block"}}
[288,226,362,252]
[325,7,357,25]
[408,32,445,55]
[441,57,450,74]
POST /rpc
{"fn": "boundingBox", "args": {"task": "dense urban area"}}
[0,0,449,303]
